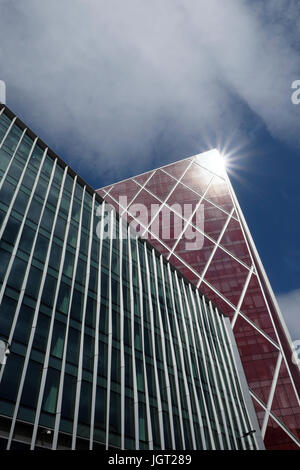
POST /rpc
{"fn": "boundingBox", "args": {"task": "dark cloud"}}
[0,0,299,183]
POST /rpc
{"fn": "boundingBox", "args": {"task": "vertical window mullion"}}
[30,166,69,449]
[0,136,38,241]
[152,252,176,449]
[160,259,186,450]
[51,179,85,449]
[71,192,95,448]
[170,272,196,450]
[187,284,215,449]
[203,301,235,449]
[219,315,258,450]
[209,305,243,449]
[0,146,48,351]
[119,220,125,449]
[105,207,114,450]
[136,239,153,450]
[192,290,221,450]
[179,279,207,449]
[0,127,27,192]
[90,202,104,449]
[195,291,225,450]
[0,116,17,149]
[143,245,164,450]
[6,155,58,450]
[167,264,197,449]
[128,227,139,449]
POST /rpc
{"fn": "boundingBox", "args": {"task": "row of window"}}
[0,110,256,450]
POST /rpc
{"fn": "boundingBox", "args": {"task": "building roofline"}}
[0,102,225,317]
[0,102,97,200]
[95,149,220,191]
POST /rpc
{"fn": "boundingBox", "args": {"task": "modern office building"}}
[0,104,264,450]
[97,151,300,450]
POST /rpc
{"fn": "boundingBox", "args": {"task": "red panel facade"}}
[97,150,300,450]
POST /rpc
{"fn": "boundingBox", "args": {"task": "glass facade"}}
[98,151,300,450]
[0,106,260,450]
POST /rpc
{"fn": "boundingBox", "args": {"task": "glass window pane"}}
[0,149,11,174]
[70,289,84,322]
[85,296,96,328]
[0,114,12,142]
[48,242,62,271]
[61,373,76,421]
[27,199,42,224]
[20,360,42,409]
[67,223,78,248]
[19,225,35,254]
[7,256,27,291]
[2,124,23,155]
[0,353,24,403]
[29,145,44,170]
[0,179,15,207]
[2,216,21,245]
[75,259,86,286]
[0,295,17,338]
[17,134,33,160]
[41,274,57,308]
[47,184,59,208]
[42,367,60,414]
[22,167,36,190]
[94,385,106,442]
[50,320,65,359]
[78,380,92,427]
[109,391,121,446]
[0,248,11,283]
[40,207,55,232]
[60,192,70,216]
[63,251,74,278]
[53,165,64,186]
[66,327,80,365]
[54,217,66,240]
[13,189,30,215]
[6,157,23,181]
[34,177,48,200]
[71,201,81,222]
[32,313,51,352]
[41,157,54,177]
[34,233,49,263]
[57,282,71,314]
[26,266,43,299]
[14,303,35,345]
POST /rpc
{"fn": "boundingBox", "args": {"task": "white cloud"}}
[0,0,299,183]
[277,289,300,341]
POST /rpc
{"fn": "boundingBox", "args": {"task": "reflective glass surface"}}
[0,109,256,450]
[98,153,300,449]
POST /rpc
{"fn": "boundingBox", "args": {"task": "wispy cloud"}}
[277,289,300,341]
[0,0,299,184]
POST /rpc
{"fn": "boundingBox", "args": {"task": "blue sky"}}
[0,0,299,339]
